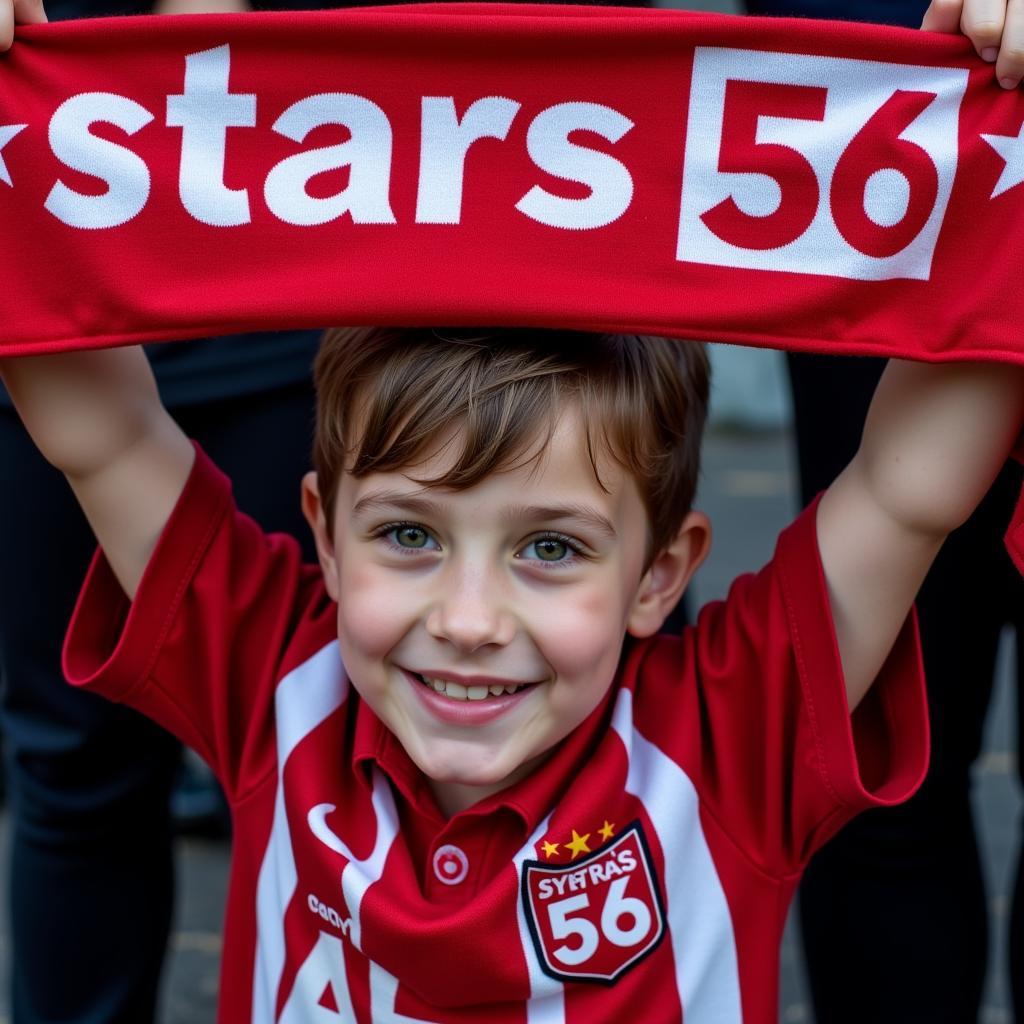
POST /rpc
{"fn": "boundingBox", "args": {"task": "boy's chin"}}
[420,754,523,791]
[415,741,557,811]
[416,743,552,802]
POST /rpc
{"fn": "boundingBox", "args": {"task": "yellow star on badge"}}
[541,840,560,859]
[598,820,615,842]
[565,829,591,860]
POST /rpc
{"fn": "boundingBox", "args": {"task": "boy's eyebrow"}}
[351,491,617,539]
[351,491,440,520]
[501,504,617,540]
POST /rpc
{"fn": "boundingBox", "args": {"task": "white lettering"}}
[166,45,256,226]
[306,893,353,937]
[264,93,397,226]
[516,101,634,229]
[416,96,520,223]
[45,93,153,229]
[600,876,652,948]
[43,54,640,236]
[280,932,356,1023]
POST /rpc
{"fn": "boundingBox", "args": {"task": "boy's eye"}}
[521,535,579,563]
[531,538,568,561]
[391,525,433,549]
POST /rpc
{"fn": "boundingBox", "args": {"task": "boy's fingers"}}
[997,0,1024,86]
[0,0,46,50]
[0,2,12,51]
[921,0,966,34]
[13,0,47,26]
[959,0,1007,53]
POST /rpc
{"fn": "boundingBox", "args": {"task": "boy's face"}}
[303,408,708,815]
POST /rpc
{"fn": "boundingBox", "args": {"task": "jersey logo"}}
[521,821,665,985]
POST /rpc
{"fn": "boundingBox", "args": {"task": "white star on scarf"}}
[0,124,27,187]
[981,121,1024,198]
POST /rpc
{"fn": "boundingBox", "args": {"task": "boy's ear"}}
[301,471,340,602]
[626,511,711,638]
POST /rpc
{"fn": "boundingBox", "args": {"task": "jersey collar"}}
[351,675,622,836]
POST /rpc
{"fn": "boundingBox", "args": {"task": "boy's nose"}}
[424,564,515,652]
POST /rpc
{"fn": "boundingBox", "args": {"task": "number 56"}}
[700,79,939,258]
[547,878,653,966]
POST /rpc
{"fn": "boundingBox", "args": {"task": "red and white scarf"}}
[1,4,1020,358]
[4,4,1024,560]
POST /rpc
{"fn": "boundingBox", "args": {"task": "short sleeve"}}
[62,444,336,801]
[632,497,929,878]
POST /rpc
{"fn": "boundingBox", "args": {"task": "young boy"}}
[2,322,1023,1024]
[5,5,1024,1024]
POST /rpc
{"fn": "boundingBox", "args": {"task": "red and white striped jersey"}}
[64,448,928,1024]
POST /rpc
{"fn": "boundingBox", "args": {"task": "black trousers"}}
[0,382,316,1024]
[787,354,1024,1024]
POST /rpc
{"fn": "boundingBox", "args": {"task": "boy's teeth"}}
[420,675,523,700]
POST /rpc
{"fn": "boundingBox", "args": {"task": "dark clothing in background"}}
[0,383,319,1023]
[746,0,923,22]
[787,355,1024,1024]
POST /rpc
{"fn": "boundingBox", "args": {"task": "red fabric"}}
[61,448,927,1023]
[0,6,1021,361]
[6,6,1024,559]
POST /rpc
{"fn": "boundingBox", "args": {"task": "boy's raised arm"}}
[817,360,1024,711]
[0,348,195,599]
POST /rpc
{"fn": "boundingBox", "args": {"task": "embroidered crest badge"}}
[521,821,666,984]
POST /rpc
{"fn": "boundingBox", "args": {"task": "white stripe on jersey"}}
[308,768,400,950]
[514,814,566,1024]
[340,769,400,949]
[252,642,350,1024]
[612,689,743,1023]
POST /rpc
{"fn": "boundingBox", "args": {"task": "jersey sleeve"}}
[633,496,929,878]
[61,444,335,802]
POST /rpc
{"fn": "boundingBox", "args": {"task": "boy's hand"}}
[818,360,1024,712]
[0,0,46,51]
[923,0,1024,88]
[0,348,194,599]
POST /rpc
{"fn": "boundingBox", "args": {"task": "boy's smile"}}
[403,669,542,724]
[303,407,708,816]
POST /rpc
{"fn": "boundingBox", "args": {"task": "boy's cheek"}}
[335,564,417,657]
[529,591,629,677]
[334,559,632,670]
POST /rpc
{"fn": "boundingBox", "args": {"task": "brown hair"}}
[313,327,709,562]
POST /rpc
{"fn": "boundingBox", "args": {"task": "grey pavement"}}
[0,423,1013,1024]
